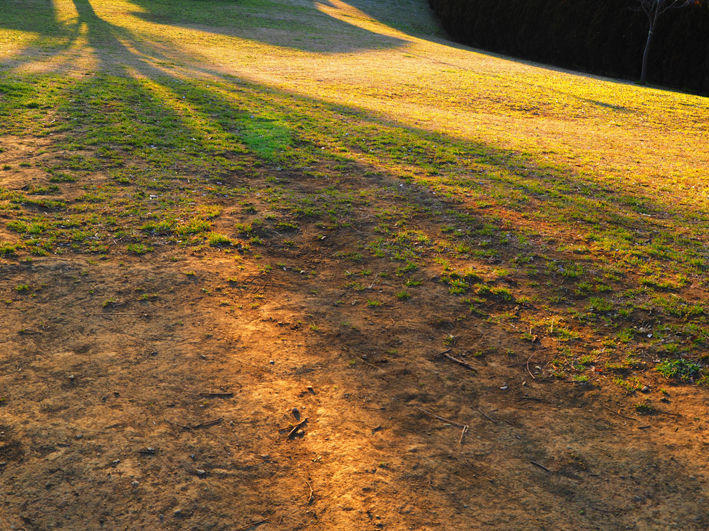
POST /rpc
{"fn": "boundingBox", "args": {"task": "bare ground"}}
[1,0,707,528]
[1,159,707,530]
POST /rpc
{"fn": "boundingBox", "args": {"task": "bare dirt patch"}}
[0,161,707,529]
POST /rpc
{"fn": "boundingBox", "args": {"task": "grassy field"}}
[1,0,707,528]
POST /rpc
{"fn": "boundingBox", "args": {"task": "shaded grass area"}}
[1,64,706,385]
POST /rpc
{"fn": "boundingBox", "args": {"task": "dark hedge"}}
[428,0,709,95]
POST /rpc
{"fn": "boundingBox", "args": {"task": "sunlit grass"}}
[0,0,707,380]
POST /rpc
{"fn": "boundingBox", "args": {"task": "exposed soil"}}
[1,158,707,530]
[1,0,707,528]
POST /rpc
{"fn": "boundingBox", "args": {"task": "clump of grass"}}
[635,401,656,415]
[198,205,222,218]
[447,278,468,295]
[653,295,704,319]
[614,376,642,394]
[489,286,514,302]
[48,172,76,183]
[126,243,153,255]
[587,297,613,314]
[275,221,299,232]
[176,218,212,236]
[207,232,233,247]
[6,220,28,233]
[656,359,702,382]
[140,220,174,235]
[235,221,254,234]
[0,242,22,256]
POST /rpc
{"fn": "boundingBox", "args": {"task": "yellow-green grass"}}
[0,0,707,377]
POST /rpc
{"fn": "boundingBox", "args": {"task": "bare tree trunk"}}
[640,5,660,84]
[638,0,692,85]
[640,25,654,83]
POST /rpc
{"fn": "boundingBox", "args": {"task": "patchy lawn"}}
[0,0,707,529]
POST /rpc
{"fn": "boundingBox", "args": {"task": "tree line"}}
[427,0,709,95]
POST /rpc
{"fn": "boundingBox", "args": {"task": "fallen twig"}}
[530,460,551,473]
[657,409,682,418]
[359,356,385,371]
[602,405,637,421]
[93,312,148,317]
[178,418,223,431]
[251,277,272,295]
[199,392,234,399]
[440,349,478,373]
[518,395,544,403]
[416,407,468,429]
[477,408,498,424]
[287,418,308,439]
[305,478,315,505]
[526,353,536,380]
[235,519,269,531]
[459,425,469,445]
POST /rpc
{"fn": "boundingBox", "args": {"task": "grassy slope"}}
[0,0,707,528]
[1,0,706,375]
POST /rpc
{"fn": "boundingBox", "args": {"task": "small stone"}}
[131,480,139,487]
[269,360,275,365]
[196,469,207,478]
[174,509,185,518]
[111,459,121,467]
[139,447,156,456]
[641,386,650,393]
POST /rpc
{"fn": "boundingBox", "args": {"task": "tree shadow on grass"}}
[0,0,84,71]
[127,0,408,54]
[2,67,707,527]
[0,0,69,36]
[1,0,705,348]
[0,2,707,528]
[0,0,703,394]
